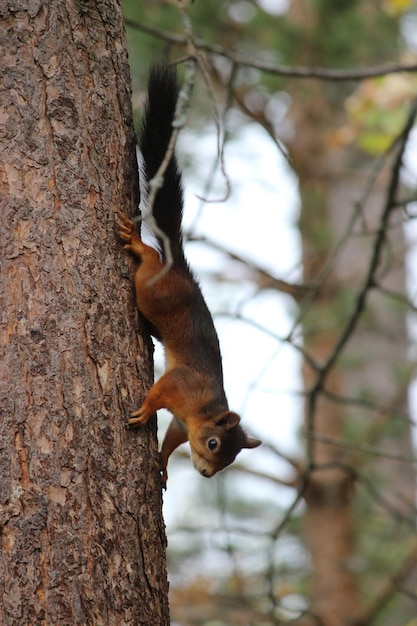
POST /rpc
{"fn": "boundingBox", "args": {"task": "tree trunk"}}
[292,90,361,624]
[287,3,415,625]
[0,2,169,624]
[295,108,415,626]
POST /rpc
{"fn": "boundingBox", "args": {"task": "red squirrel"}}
[118,64,261,486]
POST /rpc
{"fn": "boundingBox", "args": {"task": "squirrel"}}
[118,63,261,487]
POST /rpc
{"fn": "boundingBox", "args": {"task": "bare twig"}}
[307,432,417,464]
[352,539,417,626]
[124,19,417,82]
[305,94,417,465]
[186,232,312,301]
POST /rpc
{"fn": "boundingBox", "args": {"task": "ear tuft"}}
[215,411,241,431]
[243,436,262,449]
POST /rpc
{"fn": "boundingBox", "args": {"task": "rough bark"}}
[0,2,169,624]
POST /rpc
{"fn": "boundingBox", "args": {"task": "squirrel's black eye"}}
[207,438,218,451]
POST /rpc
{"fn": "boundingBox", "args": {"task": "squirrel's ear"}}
[216,411,241,430]
[243,436,262,449]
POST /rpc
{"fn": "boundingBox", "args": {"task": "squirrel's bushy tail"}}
[140,64,185,265]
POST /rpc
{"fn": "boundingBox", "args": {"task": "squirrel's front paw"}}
[117,212,134,244]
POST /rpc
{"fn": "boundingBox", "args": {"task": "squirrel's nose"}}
[200,468,210,478]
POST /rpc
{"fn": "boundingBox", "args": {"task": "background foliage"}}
[122,1,417,624]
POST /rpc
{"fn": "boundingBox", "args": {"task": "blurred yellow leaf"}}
[383,0,413,16]
[338,73,417,154]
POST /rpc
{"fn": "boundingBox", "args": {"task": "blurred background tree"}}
[122,1,417,624]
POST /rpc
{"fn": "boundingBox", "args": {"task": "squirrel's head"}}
[188,411,262,478]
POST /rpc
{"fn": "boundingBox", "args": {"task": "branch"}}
[124,19,417,82]
[314,462,416,528]
[352,539,417,626]
[328,96,417,374]
[265,473,310,616]
[305,94,417,464]
[222,461,297,488]
[375,282,417,313]
[186,232,312,301]
[307,432,417,465]
[321,387,414,426]
[173,445,300,487]
[214,311,320,373]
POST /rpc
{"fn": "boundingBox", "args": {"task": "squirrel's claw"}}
[117,212,134,243]
[160,467,168,490]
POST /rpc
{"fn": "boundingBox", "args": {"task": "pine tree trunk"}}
[0,2,169,624]
[293,101,361,623]
[287,4,415,625]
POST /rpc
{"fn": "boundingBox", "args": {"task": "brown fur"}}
[117,64,260,487]
[118,213,261,486]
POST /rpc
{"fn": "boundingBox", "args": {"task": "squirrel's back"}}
[140,64,185,265]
